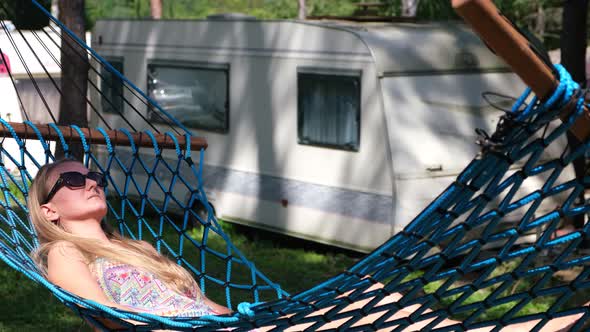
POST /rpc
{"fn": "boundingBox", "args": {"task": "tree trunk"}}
[401,0,420,17]
[57,0,89,161]
[298,0,306,20]
[50,0,58,27]
[534,3,545,41]
[561,0,588,238]
[150,0,162,19]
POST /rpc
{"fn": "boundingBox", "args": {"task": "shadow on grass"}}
[4,201,587,331]
[0,215,362,331]
[0,267,92,331]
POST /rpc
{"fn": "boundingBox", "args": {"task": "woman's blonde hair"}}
[29,159,199,295]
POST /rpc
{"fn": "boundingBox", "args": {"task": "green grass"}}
[1,208,587,331]
[6,180,27,206]
[419,258,590,323]
[0,218,360,332]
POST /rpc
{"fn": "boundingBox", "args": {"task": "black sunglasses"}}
[44,171,107,204]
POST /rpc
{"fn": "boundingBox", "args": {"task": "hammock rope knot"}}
[237,302,256,317]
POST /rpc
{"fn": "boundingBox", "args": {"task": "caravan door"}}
[381,72,573,235]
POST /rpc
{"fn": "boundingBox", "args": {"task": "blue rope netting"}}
[2,1,590,331]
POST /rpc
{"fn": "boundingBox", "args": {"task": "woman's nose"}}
[85,177,98,190]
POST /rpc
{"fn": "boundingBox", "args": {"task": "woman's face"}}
[43,161,108,222]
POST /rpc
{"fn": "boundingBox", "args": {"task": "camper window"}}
[147,62,229,132]
[297,70,360,151]
[100,58,124,114]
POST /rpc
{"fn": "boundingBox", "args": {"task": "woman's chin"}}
[86,206,108,221]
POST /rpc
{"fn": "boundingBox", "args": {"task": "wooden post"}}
[0,122,208,151]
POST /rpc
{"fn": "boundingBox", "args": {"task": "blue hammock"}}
[1,1,590,331]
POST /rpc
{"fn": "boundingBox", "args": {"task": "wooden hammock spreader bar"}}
[452,0,590,142]
[0,122,208,151]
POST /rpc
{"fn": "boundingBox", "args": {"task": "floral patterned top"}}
[89,257,214,317]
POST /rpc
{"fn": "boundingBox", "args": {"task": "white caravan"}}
[90,18,570,252]
[0,23,61,177]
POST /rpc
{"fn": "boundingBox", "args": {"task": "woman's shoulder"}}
[47,240,86,263]
[46,241,93,286]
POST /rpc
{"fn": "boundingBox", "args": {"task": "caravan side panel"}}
[91,20,395,252]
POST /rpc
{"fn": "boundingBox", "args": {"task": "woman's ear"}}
[40,203,60,223]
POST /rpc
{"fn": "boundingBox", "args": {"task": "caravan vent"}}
[206,13,257,21]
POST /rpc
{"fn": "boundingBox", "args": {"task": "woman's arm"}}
[202,295,232,315]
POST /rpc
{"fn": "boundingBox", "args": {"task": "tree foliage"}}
[0,0,581,52]
[84,0,357,26]
[0,0,51,30]
[493,0,562,49]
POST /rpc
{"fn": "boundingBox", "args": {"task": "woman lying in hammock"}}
[28,159,229,317]
[28,159,586,331]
